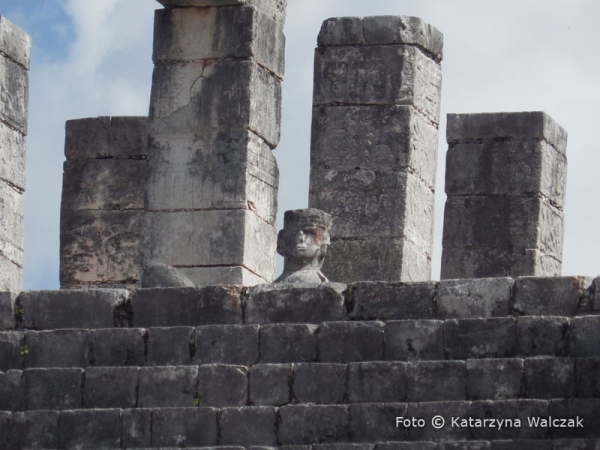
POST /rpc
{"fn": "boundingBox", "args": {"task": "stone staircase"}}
[1,277,600,449]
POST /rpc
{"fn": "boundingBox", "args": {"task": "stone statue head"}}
[274,208,333,283]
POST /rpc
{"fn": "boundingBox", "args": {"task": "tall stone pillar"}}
[143,0,286,286]
[308,16,443,283]
[60,117,148,289]
[441,111,567,278]
[0,17,30,293]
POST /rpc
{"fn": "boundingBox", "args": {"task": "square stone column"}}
[60,117,148,289]
[143,1,286,286]
[441,111,568,278]
[0,17,30,293]
[308,16,443,283]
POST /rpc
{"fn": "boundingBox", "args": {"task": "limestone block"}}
[576,359,600,397]
[153,6,285,77]
[348,403,408,442]
[195,324,259,365]
[313,45,442,124]
[318,321,383,363]
[91,328,146,366]
[259,324,318,363]
[466,359,523,400]
[384,320,443,361]
[58,409,121,449]
[0,16,31,69]
[347,362,407,403]
[406,361,466,401]
[149,60,281,147]
[65,116,148,160]
[446,139,567,206]
[516,316,569,357]
[24,330,90,368]
[197,364,247,407]
[122,409,152,448]
[447,111,568,153]
[444,318,517,359]
[249,364,291,405]
[146,131,278,225]
[220,406,278,446]
[9,411,59,450]
[143,209,276,280]
[178,265,267,286]
[0,121,25,189]
[138,366,198,407]
[0,180,24,249]
[523,358,574,398]
[0,369,22,410]
[436,277,513,319]
[0,330,23,371]
[278,405,349,445]
[156,0,288,23]
[0,55,28,134]
[60,210,143,287]
[0,254,21,293]
[23,368,83,410]
[151,407,218,447]
[0,290,15,329]
[292,363,346,404]
[570,316,600,357]
[513,276,591,316]
[318,17,365,47]
[147,326,194,365]
[84,367,139,408]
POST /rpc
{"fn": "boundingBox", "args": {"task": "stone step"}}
[2,358,599,412]
[1,400,599,448]
[2,316,600,371]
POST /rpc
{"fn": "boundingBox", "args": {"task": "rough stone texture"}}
[523,358,575,398]
[570,316,600,357]
[141,264,196,288]
[59,409,122,449]
[249,364,291,405]
[347,362,407,403]
[0,16,31,69]
[195,324,259,365]
[177,265,268,286]
[138,366,198,407]
[279,405,349,445]
[407,361,466,401]
[469,400,550,440]
[437,278,513,318]
[0,330,23,371]
[466,359,523,400]
[197,364,247,407]
[0,182,24,293]
[0,369,22,410]
[23,368,83,410]
[91,328,146,366]
[83,367,139,408]
[156,0,288,23]
[259,324,318,363]
[385,320,443,361]
[147,326,194,366]
[405,401,471,441]
[0,121,26,190]
[151,407,218,447]
[0,55,28,134]
[293,363,346,404]
[9,411,59,449]
[122,409,152,448]
[517,316,569,357]
[220,406,278,446]
[513,276,591,316]
[24,329,90,368]
[576,358,600,398]
[0,290,15,329]
[444,318,517,359]
[349,403,408,442]
[318,322,384,362]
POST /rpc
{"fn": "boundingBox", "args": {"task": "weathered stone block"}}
[151,407,218,447]
[0,412,7,449]
[570,316,600,357]
[59,409,121,449]
[247,283,345,324]
[195,325,259,365]
[0,121,26,190]
[347,362,407,403]
[407,361,466,401]
[550,440,599,449]
[156,0,287,23]
[385,320,443,361]
[349,403,408,442]
[0,16,31,69]
[0,55,28,134]
[377,443,436,450]
[0,330,23,371]
[318,17,365,47]
[437,277,513,319]
[0,369,22,410]
[197,364,247,407]
[122,409,152,448]
[439,443,491,450]
[311,105,438,189]
[24,329,90,368]
[83,367,139,408]
[9,411,59,450]
[142,209,276,281]
[249,364,291,405]
[0,255,21,293]
[0,291,15,330]
[576,358,600,398]
[314,445,374,450]
[178,265,268,286]
[466,359,523,400]
[444,318,517,359]
[153,6,284,77]
[0,180,24,250]
[292,363,346,404]
[405,401,471,441]
[549,399,600,439]
[138,366,198,407]
[149,60,281,146]
[220,406,278,446]
[23,368,83,410]
[513,276,591,316]
[259,324,318,363]
[469,400,549,440]
[132,286,243,326]
[91,328,146,366]
[490,441,552,450]
[523,358,574,398]
[447,111,568,153]
[17,289,129,329]
[516,316,569,357]
[146,130,278,225]
[319,322,383,363]
[147,326,193,366]
[279,405,349,445]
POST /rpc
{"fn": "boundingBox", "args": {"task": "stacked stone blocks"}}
[309,16,443,283]
[0,17,30,293]
[60,116,148,289]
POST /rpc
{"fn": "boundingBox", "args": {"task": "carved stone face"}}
[276,208,332,267]
[285,225,327,264]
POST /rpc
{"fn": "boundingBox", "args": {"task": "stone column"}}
[441,111,567,278]
[143,0,286,286]
[308,16,443,283]
[0,17,30,293]
[60,117,147,289]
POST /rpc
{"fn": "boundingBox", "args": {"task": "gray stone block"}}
[259,324,318,363]
[59,409,121,449]
[0,291,15,330]
[0,16,31,69]
[516,316,569,357]
[447,111,568,153]
[147,326,193,366]
[513,276,591,316]
[490,441,552,450]
[0,121,26,190]
[156,0,288,23]
[0,180,24,250]
[249,364,291,406]
[17,289,129,329]
[437,277,513,319]
[550,440,599,449]
[349,403,408,442]
[405,401,471,441]
[311,105,438,189]
[0,255,21,293]
[523,358,574,398]
[469,400,549,440]
[376,443,436,450]
[314,445,374,450]
[347,281,436,320]
[549,399,600,439]
[24,330,90,368]
[122,409,152,448]
[197,364,247,407]
[594,277,600,312]
[0,330,23,371]
[247,283,345,324]
[466,358,523,400]
[347,362,407,403]
[571,316,600,357]
[0,55,28,134]
[278,405,349,445]
[195,325,259,365]
[220,406,277,446]
[318,17,365,46]
[23,368,83,410]
[292,363,346,404]
[439,443,491,450]
[385,320,443,361]
[151,407,218,447]
[138,366,198,407]
[83,367,139,408]
[0,369,21,410]
[576,358,600,398]
[8,411,59,450]
[178,265,269,287]
[91,328,146,366]
[132,286,243,327]
[444,318,517,359]
[153,6,284,77]
[146,130,278,226]
[0,412,6,449]
[318,322,383,363]
[407,361,466,401]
